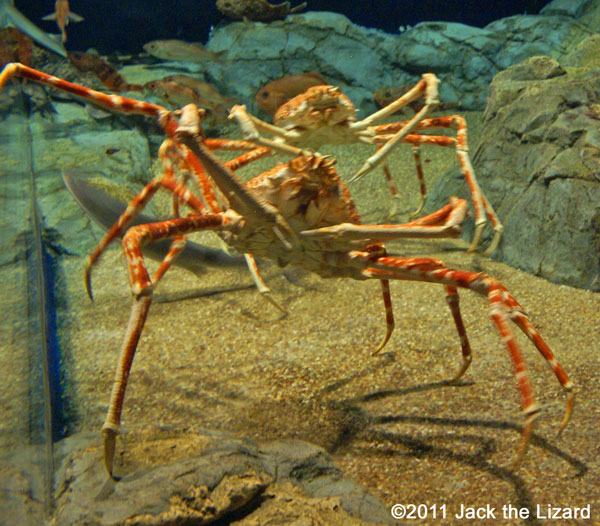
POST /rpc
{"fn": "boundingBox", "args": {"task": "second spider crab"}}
[230,73,503,255]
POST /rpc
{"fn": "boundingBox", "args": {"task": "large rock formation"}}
[427,50,600,290]
[205,0,596,114]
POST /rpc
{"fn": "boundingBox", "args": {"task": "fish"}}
[162,75,236,121]
[255,71,327,115]
[41,0,83,43]
[0,0,66,57]
[143,39,227,64]
[68,51,143,92]
[145,76,235,123]
[144,78,210,108]
[216,0,306,22]
[62,171,247,276]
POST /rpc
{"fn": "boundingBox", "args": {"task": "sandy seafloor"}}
[4,111,600,524]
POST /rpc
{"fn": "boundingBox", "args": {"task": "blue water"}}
[16,0,554,54]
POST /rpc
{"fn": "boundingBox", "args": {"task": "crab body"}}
[221,155,369,279]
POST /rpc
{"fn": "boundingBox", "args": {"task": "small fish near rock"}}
[143,39,226,64]
[216,0,306,22]
[68,51,142,92]
[144,76,235,124]
[256,71,326,115]
[162,74,237,121]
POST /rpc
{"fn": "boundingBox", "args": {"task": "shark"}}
[0,0,67,57]
[62,172,248,276]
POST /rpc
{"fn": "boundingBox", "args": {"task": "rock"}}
[561,33,600,68]
[205,6,596,114]
[427,56,600,290]
[0,447,47,526]
[48,432,394,526]
[540,0,600,32]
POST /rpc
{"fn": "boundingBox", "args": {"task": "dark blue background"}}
[19,0,554,54]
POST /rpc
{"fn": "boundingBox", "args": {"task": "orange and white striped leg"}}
[370,265,471,382]
[444,285,473,383]
[102,213,230,478]
[0,63,175,127]
[373,278,394,355]
[374,116,503,253]
[509,312,574,436]
[83,148,209,299]
[84,176,164,300]
[224,147,272,172]
[361,256,573,465]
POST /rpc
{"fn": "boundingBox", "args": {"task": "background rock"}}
[427,54,600,290]
[202,1,596,115]
[540,0,600,32]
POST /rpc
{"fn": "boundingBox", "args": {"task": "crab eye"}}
[261,91,269,99]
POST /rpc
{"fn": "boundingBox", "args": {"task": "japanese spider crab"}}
[230,74,503,254]
[0,63,573,479]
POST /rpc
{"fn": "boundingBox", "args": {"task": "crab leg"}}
[351,74,440,180]
[244,254,287,314]
[359,245,472,379]
[0,63,272,164]
[229,104,316,158]
[374,116,503,254]
[102,212,233,478]
[375,278,395,355]
[410,145,427,217]
[0,62,175,125]
[175,105,298,247]
[379,144,426,219]
[359,256,574,464]
[353,74,440,128]
[300,196,467,243]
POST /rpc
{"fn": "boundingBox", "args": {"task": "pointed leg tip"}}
[84,261,95,301]
[482,231,502,256]
[557,391,575,438]
[467,224,485,253]
[445,355,472,385]
[85,275,94,302]
[102,428,118,480]
[511,411,538,470]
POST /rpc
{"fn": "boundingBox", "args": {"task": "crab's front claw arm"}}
[176,105,298,249]
[229,104,314,158]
